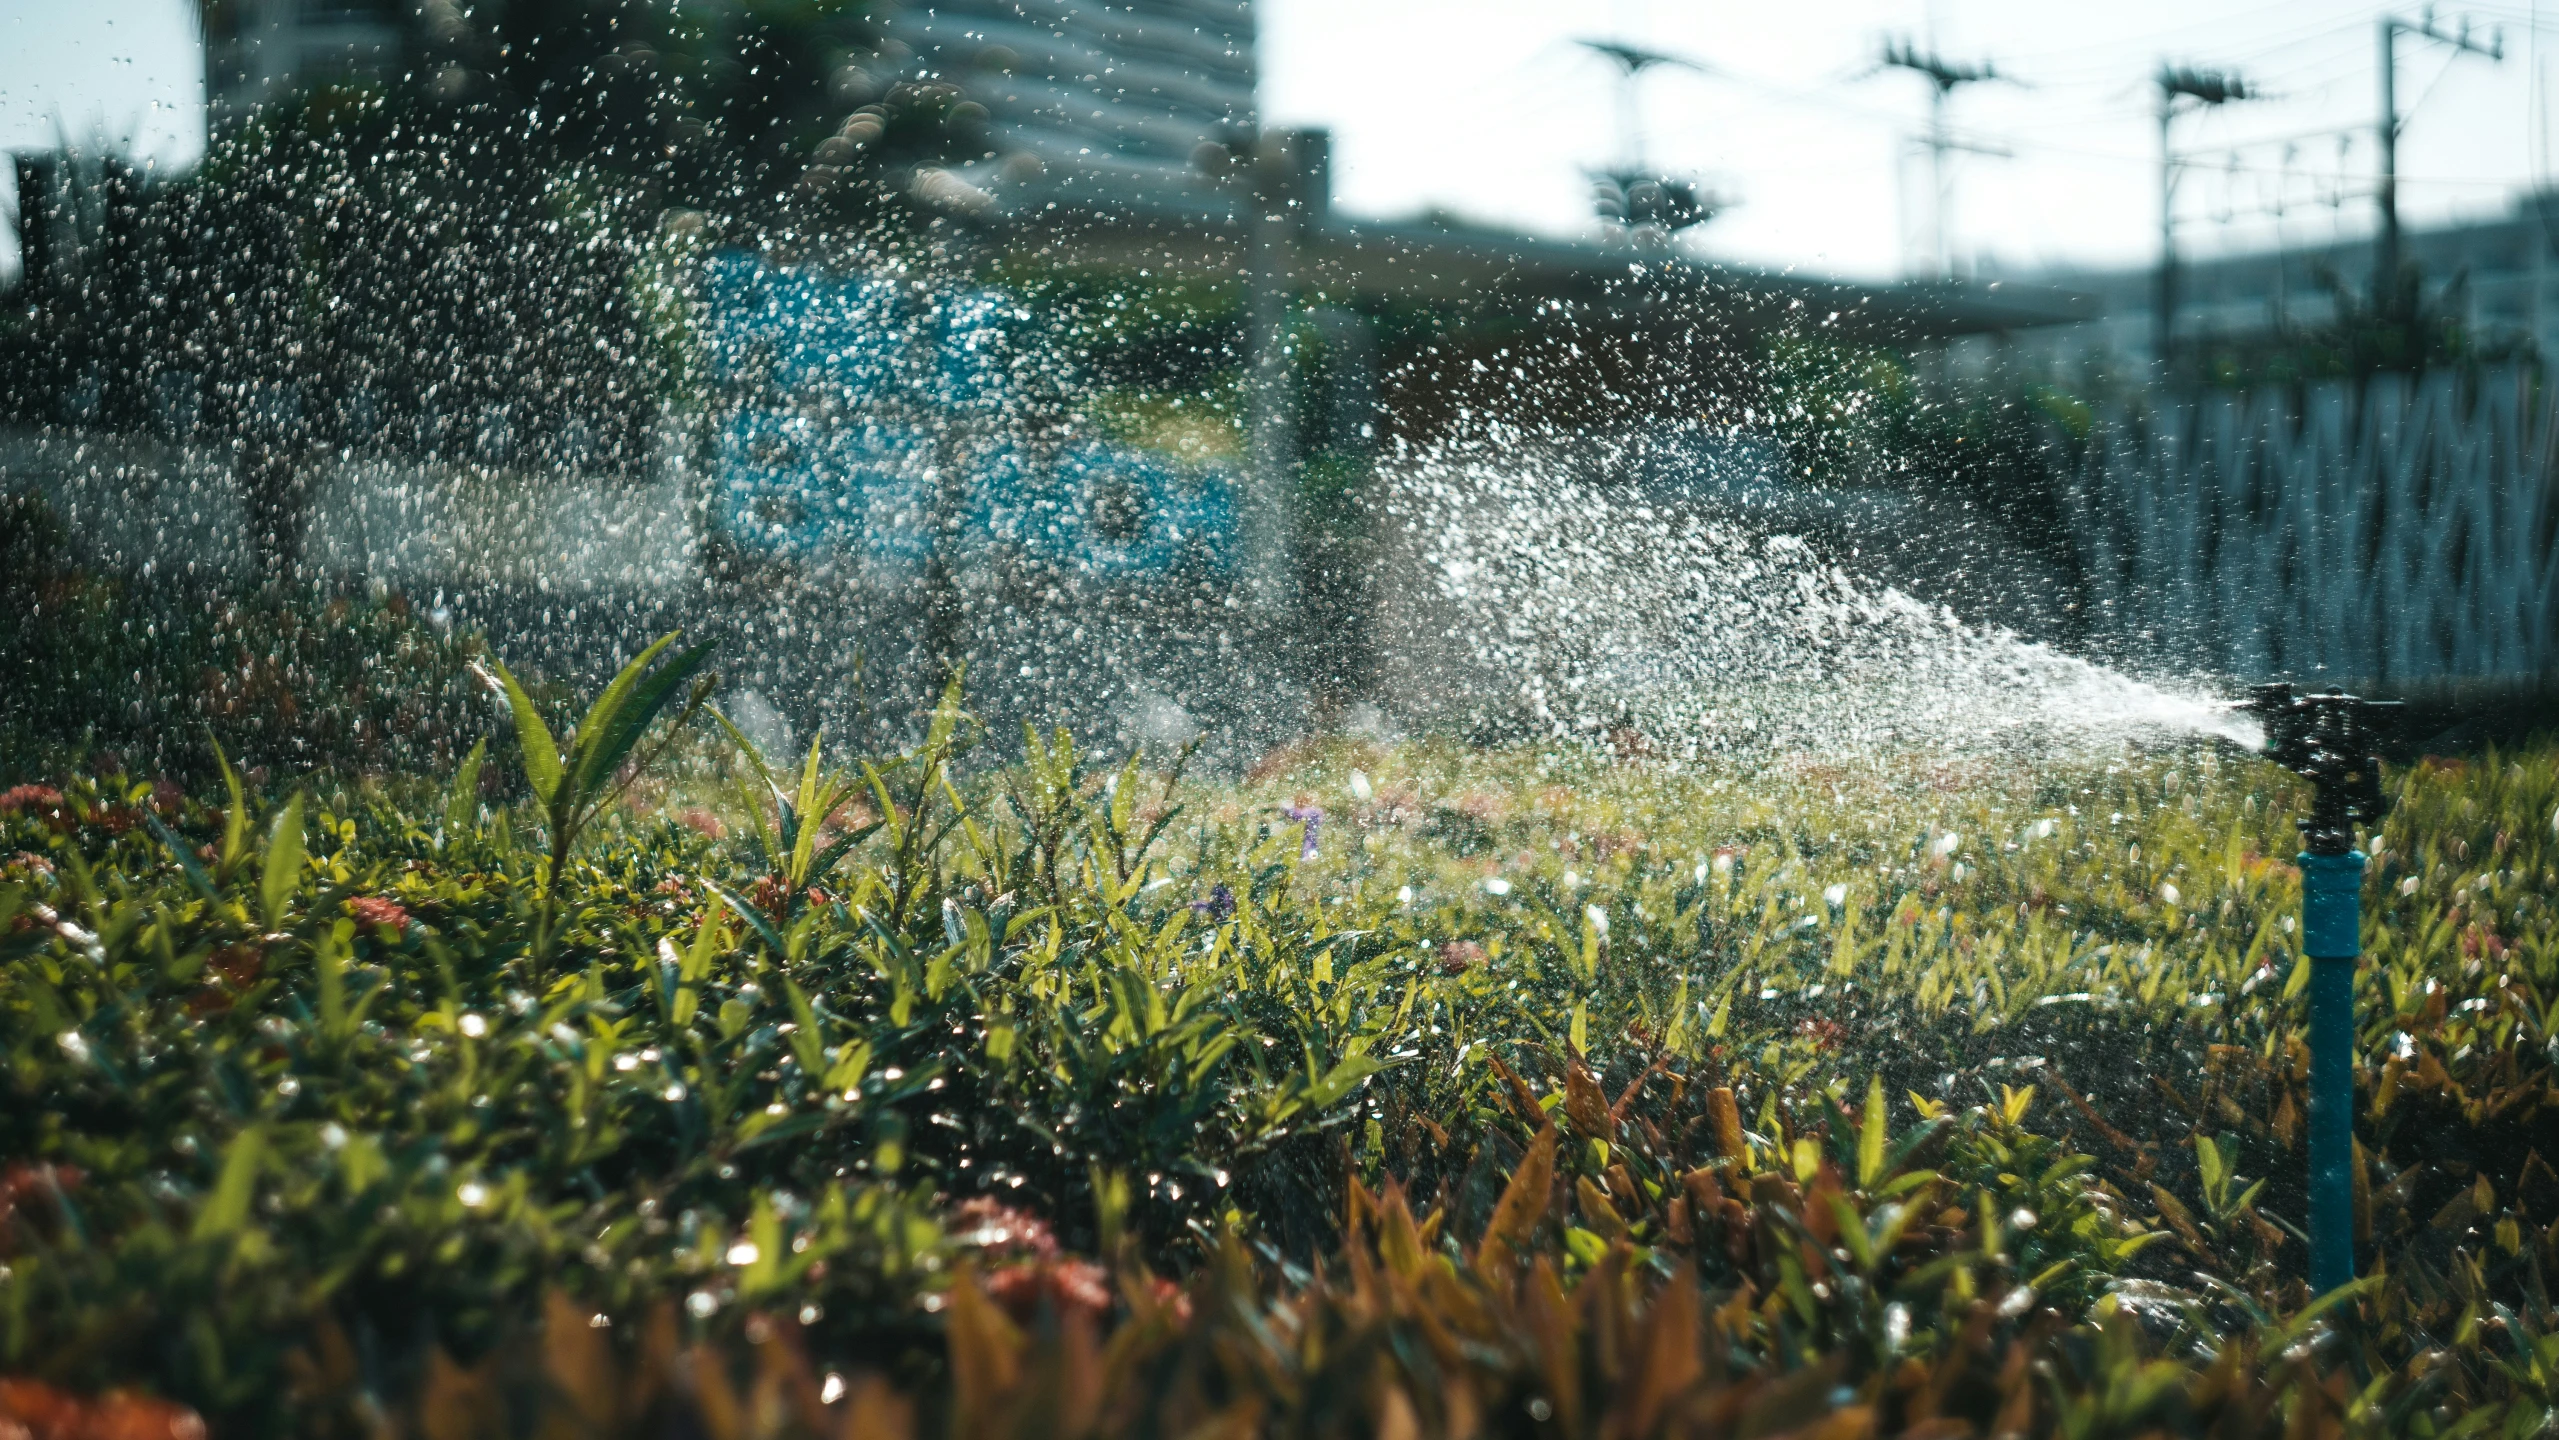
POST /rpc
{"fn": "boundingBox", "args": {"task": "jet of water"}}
[1376,436,2258,766]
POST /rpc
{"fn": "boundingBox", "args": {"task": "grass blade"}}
[260,794,306,932]
[446,737,487,836]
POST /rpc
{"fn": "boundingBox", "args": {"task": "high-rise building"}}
[868,0,1256,220]
[201,0,410,128]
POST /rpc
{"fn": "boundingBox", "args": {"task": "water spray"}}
[2245,682,2399,1293]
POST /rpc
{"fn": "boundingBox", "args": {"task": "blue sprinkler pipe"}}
[2246,684,2398,1295]
[2300,849,2365,1294]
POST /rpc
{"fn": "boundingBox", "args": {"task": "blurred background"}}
[1,0,2553,771]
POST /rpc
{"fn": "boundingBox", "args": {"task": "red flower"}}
[0,1378,206,1440]
[1436,940,1486,975]
[0,786,64,817]
[1145,1275,1194,1325]
[210,944,264,988]
[346,897,410,935]
[983,1256,1112,1327]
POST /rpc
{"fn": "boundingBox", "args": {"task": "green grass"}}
[4,643,2557,1437]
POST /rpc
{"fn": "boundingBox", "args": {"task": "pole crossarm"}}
[2375,12,2505,307]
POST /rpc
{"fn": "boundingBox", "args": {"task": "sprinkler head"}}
[2244,683,2400,854]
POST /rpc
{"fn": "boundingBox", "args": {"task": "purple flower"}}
[1281,802,1323,861]
[1191,883,1236,921]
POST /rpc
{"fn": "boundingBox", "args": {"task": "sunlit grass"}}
[4,654,2556,1433]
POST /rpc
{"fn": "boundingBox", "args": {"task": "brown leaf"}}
[1610,1054,1673,1130]
[943,1265,1026,1438]
[1375,1386,1421,1440]
[1622,1264,1703,1435]
[1564,1052,1611,1139]
[1576,1175,1627,1240]
[2148,1184,2210,1255]
[1476,1125,1557,1279]
[2353,1139,2373,1245]
[539,1288,617,1438]
[1376,1179,1428,1278]
[1708,1086,1748,1164]
[2048,1069,2142,1156]
[2517,1149,2559,1223]
[835,1374,915,1440]
[2431,1174,2496,1233]
[66,1395,206,1440]
[418,1347,503,1440]
[1487,1055,1544,1129]
[684,1344,745,1440]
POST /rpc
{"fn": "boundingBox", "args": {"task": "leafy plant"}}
[4,678,2557,1436]
[476,632,713,962]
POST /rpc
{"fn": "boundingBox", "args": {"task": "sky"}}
[2,0,2551,282]
[1264,0,2553,279]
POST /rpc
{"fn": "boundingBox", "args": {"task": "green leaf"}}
[2196,1135,2227,1204]
[712,707,788,863]
[805,819,883,886]
[191,1125,267,1242]
[824,1039,872,1094]
[564,635,712,825]
[142,810,218,902]
[480,659,562,810]
[924,672,966,760]
[673,897,725,1028]
[446,736,487,835]
[212,734,249,879]
[318,920,349,1039]
[782,977,827,1077]
[1858,1072,1889,1189]
[701,877,788,958]
[260,794,306,932]
[565,632,679,793]
[786,736,847,886]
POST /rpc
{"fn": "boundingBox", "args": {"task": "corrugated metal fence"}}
[2061,369,2559,691]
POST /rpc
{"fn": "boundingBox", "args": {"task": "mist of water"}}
[1378,431,2259,766]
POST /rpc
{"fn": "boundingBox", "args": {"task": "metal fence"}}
[2061,369,2559,692]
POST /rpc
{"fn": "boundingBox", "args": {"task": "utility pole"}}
[2155,66,2258,373]
[1243,129,1318,621]
[2375,12,2503,316]
[1879,38,2007,279]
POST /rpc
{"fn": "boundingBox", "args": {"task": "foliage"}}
[2173,263,2533,389]
[0,494,491,783]
[4,646,2558,1434]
